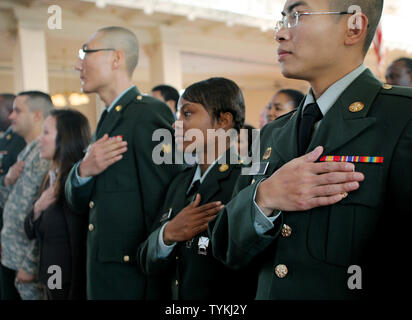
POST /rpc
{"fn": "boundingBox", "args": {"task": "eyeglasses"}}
[78,44,116,60]
[275,11,351,32]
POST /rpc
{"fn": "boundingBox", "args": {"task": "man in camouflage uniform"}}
[0,91,52,300]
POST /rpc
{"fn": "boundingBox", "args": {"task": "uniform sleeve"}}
[133,104,183,233]
[387,119,412,214]
[209,179,282,270]
[19,239,39,275]
[137,224,176,276]
[19,156,49,275]
[0,176,12,208]
[64,161,95,213]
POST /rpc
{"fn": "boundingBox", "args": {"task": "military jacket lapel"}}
[308,69,380,155]
[96,86,140,139]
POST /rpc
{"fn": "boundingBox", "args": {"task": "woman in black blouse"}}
[24,108,91,300]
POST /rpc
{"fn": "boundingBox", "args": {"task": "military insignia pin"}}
[162,143,172,154]
[262,147,272,160]
[197,236,210,256]
[218,164,229,172]
[349,102,364,113]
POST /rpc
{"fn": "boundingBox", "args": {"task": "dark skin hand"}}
[163,194,224,245]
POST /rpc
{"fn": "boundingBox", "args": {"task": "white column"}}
[148,26,183,90]
[13,7,49,92]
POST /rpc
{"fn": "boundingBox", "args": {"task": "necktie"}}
[96,108,108,134]
[298,102,323,156]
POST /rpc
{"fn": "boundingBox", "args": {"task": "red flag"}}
[373,23,384,65]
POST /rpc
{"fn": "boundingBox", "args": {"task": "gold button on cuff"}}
[88,224,94,232]
[274,264,288,278]
[281,224,292,238]
[89,201,94,209]
[382,84,392,90]
[123,255,130,262]
[137,95,143,100]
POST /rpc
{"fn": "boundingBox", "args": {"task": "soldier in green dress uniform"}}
[138,78,258,300]
[210,0,412,300]
[65,26,183,299]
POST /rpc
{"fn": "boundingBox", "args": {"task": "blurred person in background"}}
[266,89,304,122]
[0,94,26,177]
[385,57,412,87]
[25,109,91,300]
[151,84,180,117]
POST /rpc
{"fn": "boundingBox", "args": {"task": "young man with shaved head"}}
[210,0,412,299]
[65,26,182,299]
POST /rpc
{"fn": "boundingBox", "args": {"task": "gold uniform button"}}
[123,255,130,262]
[281,224,292,238]
[115,105,122,112]
[175,280,179,286]
[137,95,143,100]
[176,256,179,260]
[6,134,11,140]
[89,201,94,209]
[274,264,288,278]
[88,224,94,232]
[383,84,392,90]
[251,179,256,185]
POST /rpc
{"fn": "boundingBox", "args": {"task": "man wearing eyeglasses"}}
[210,0,412,300]
[65,26,182,299]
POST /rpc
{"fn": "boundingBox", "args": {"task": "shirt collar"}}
[187,153,226,193]
[302,64,367,117]
[107,85,136,112]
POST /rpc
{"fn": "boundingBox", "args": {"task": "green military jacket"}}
[138,149,258,300]
[209,69,412,300]
[0,127,26,231]
[65,86,183,299]
[0,127,26,177]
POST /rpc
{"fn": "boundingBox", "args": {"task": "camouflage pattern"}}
[0,139,50,300]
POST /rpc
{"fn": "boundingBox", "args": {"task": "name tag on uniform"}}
[242,162,269,176]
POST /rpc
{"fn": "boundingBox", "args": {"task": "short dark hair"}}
[50,108,91,202]
[181,77,245,132]
[17,91,54,117]
[152,85,180,106]
[393,57,412,73]
[277,89,305,109]
[0,94,16,113]
[329,0,384,54]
